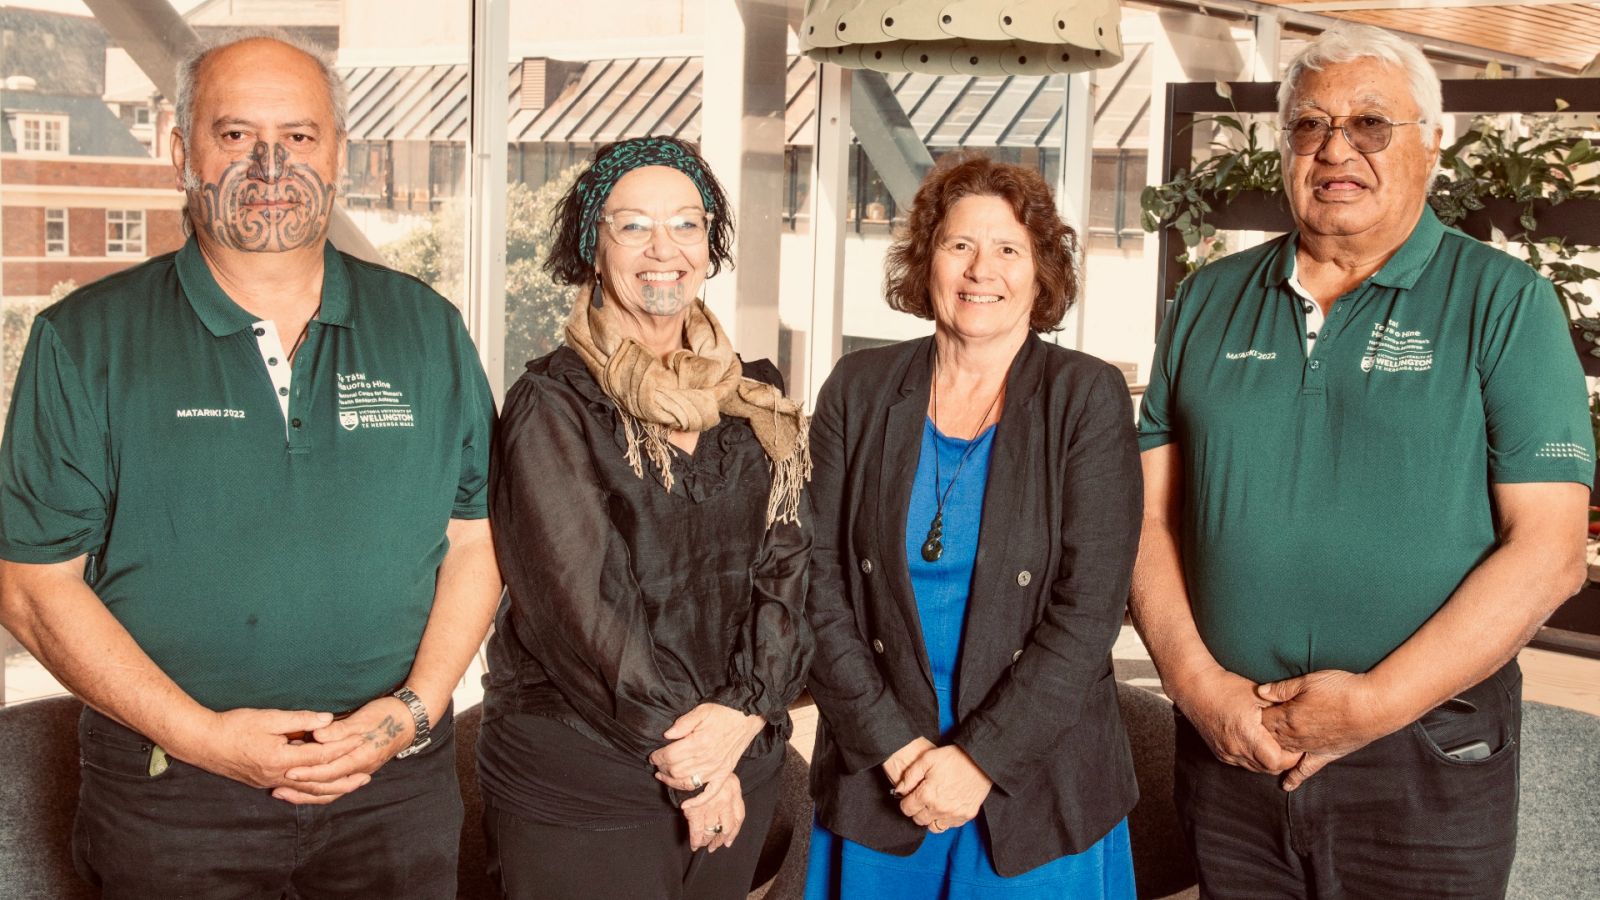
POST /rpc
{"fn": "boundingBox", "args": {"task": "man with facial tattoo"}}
[0,33,501,899]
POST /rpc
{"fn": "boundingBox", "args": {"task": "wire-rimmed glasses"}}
[1282,115,1425,156]
[600,210,713,246]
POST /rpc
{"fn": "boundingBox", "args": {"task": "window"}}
[1088,150,1148,250]
[17,114,66,154]
[44,209,67,256]
[106,210,145,255]
[133,107,152,126]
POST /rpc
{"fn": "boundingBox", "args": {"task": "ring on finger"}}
[704,823,724,835]
[690,773,703,789]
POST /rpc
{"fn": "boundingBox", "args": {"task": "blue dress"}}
[806,419,1135,899]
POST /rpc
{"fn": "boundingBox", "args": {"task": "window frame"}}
[16,113,67,154]
[44,208,68,256]
[105,209,145,256]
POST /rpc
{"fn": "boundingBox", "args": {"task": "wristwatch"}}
[392,686,433,759]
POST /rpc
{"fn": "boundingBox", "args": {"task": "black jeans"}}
[1175,661,1522,900]
[483,770,780,900]
[72,706,462,900]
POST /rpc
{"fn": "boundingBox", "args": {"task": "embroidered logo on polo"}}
[335,371,415,430]
[1361,320,1433,373]
[1225,349,1278,361]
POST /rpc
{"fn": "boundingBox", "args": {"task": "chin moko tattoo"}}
[639,281,687,315]
[193,140,336,252]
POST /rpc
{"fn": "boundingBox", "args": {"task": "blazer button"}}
[1016,570,1032,587]
[1012,649,1023,662]
[860,558,874,575]
[872,638,885,654]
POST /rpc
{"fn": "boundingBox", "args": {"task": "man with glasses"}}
[0,32,500,898]
[1133,24,1591,898]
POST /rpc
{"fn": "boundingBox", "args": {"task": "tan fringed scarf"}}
[564,293,811,526]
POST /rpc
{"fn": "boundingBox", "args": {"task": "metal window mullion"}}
[806,64,851,407]
[467,0,509,398]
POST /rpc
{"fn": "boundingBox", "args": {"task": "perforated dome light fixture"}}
[799,0,1124,75]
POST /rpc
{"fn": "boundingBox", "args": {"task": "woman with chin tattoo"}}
[475,136,814,899]
[802,156,1141,898]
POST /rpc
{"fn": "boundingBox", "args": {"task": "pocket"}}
[1409,661,1521,768]
[78,714,175,783]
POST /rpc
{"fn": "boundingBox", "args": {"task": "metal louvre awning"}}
[339,51,1153,151]
[343,63,471,141]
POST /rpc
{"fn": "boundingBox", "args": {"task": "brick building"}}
[1,7,184,304]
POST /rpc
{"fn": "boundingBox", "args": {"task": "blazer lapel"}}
[876,337,935,690]
[959,335,1044,705]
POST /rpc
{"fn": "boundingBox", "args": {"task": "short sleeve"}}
[0,317,111,562]
[1137,292,1183,452]
[1479,277,1595,486]
[450,314,496,518]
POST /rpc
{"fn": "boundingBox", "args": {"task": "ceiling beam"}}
[1290,0,1574,12]
[1131,0,1565,74]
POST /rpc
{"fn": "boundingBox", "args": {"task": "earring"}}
[591,275,604,309]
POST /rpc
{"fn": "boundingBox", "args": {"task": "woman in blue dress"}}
[803,156,1143,898]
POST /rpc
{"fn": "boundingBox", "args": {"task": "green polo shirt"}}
[0,237,494,713]
[1138,207,1593,683]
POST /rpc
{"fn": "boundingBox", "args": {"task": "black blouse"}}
[478,347,813,820]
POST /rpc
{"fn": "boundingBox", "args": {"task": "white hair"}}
[1277,25,1443,129]
[173,29,348,143]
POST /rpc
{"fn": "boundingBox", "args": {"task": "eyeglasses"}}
[600,210,713,247]
[1282,115,1424,156]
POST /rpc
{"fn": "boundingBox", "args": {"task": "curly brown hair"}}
[884,155,1080,332]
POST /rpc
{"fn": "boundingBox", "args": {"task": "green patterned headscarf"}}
[576,137,718,265]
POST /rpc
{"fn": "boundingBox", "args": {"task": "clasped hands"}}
[1179,665,1393,791]
[883,737,993,834]
[649,703,766,853]
[181,695,418,805]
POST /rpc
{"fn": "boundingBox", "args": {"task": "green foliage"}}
[1139,105,1282,270]
[382,163,584,389]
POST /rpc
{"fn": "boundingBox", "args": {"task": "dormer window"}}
[15,114,67,154]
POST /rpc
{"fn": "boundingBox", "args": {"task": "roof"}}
[0,89,148,155]
[339,50,1154,151]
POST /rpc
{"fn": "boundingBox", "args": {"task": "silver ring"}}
[704,824,724,835]
[690,774,703,789]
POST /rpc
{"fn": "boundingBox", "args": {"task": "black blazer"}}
[805,334,1143,877]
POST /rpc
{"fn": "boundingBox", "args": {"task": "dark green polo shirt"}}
[1138,207,1593,683]
[0,237,494,713]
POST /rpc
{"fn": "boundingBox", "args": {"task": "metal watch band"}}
[392,686,432,759]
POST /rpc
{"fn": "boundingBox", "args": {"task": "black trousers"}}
[1174,661,1522,900]
[71,706,463,900]
[483,770,780,900]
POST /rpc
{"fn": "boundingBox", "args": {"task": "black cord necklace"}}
[920,354,1004,563]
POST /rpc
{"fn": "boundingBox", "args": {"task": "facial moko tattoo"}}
[190,139,337,252]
